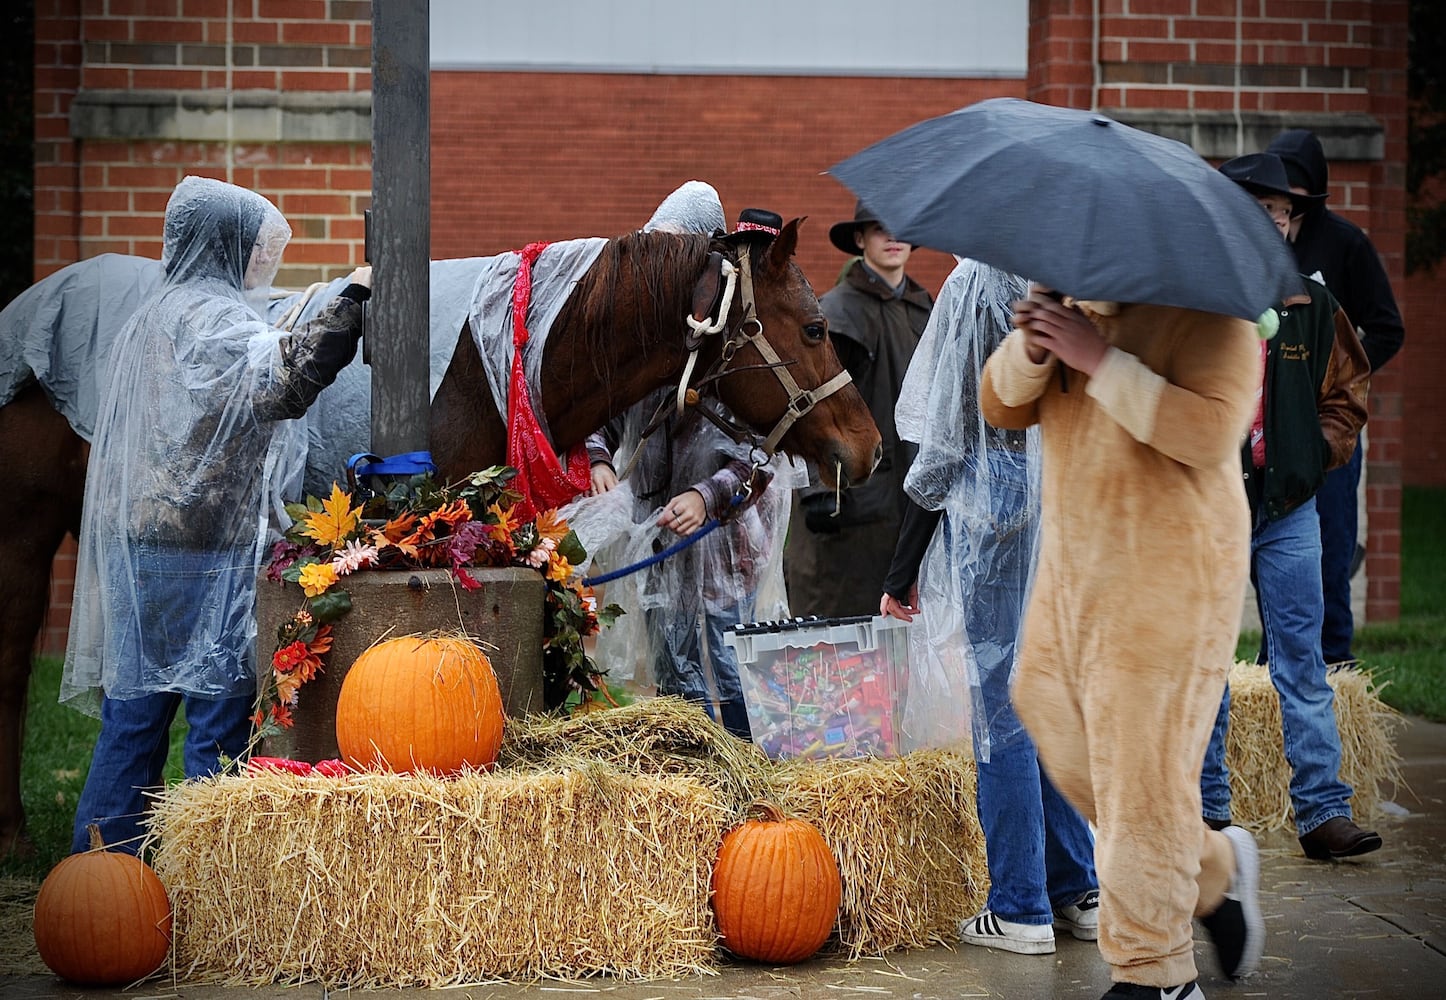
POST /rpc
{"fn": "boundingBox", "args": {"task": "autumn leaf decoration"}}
[299,483,362,549]
[254,466,621,735]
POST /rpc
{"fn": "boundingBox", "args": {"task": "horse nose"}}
[870,441,883,474]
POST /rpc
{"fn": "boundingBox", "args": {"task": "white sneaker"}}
[1053,888,1100,941]
[958,910,1056,955]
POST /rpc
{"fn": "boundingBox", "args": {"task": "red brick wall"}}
[429,72,1023,300]
[35,0,372,283]
[1092,0,1381,115]
[1025,0,1412,622]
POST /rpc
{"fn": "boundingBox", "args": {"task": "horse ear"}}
[765,217,803,271]
[691,251,727,325]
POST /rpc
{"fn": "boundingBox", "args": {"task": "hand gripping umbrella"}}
[829,98,1302,320]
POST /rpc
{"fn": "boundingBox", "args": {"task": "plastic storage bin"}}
[723,615,912,760]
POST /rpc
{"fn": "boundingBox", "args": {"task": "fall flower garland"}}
[253,466,620,736]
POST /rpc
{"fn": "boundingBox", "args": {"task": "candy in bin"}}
[724,615,912,760]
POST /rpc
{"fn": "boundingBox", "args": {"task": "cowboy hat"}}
[828,199,889,255]
[1218,152,1326,215]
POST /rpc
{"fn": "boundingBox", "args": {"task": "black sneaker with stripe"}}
[1200,825,1264,980]
[1100,982,1205,999]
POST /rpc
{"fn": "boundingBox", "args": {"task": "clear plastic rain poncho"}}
[561,182,802,693]
[894,258,1040,761]
[61,177,312,712]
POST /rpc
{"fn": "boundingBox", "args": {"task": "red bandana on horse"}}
[506,242,591,520]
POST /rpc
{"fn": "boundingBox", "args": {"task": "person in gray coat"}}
[785,200,933,618]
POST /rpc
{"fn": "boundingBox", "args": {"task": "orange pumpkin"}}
[335,634,504,774]
[711,801,842,964]
[33,825,172,985]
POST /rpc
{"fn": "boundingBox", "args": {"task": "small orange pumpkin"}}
[335,634,504,774]
[33,825,172,985]
[711,801,842,964]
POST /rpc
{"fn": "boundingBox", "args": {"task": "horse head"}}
[703,218,881,489]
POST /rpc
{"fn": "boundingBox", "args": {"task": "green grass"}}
[1235,485,1446,721]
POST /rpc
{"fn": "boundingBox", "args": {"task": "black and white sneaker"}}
[1100,982,1205,999]
[957,909,1056,954]
[1199,825,1264,980]
[1053,888,1100,941]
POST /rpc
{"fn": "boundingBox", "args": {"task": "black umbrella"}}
[829,98,1302,320]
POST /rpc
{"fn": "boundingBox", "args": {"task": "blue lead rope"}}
[581,484,751,587]
[581,516,723,587]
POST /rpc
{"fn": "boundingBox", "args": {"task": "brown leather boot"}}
[1298,816,1383,860]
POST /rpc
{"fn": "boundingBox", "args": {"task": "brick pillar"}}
[1027,0,1097,109]
[1362,0,1409,621]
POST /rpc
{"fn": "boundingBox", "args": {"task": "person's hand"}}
[801,493,841,534]
[879,585,919,622]
[658,489,705,535]
[1012,286,1108,376]
[1011,290,1056,364]
[347,265,373,289]
[589,462,618,496]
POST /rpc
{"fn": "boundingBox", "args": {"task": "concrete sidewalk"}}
[6,719,1443,1000]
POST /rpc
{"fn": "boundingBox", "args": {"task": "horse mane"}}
[559,230,713,391]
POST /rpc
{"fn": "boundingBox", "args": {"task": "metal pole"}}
[369,0,430,456]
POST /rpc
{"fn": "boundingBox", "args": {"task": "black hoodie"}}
[1266,129,1405,372]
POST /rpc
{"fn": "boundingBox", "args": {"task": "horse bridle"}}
[675,242,855,459]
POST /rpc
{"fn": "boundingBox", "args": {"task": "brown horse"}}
[0,219,879,856]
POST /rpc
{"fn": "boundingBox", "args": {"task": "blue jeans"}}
[71,691,253,855]
[1201,498,1354,836]
[1316,439,1361,664]
[648,595,756,741]
[104,543,256,699]
[968,450,1096,923]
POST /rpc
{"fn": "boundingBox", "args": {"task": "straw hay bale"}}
[769,750,986,957]
[1224,661,1405,833]
[500,696,773,821]
[0,876,46,976]
[148,767,727,987]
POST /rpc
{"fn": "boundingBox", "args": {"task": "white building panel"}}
[431,0,1027,77]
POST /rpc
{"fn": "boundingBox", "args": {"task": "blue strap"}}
[582,517,722,587]
[347,450,437,481]
[580,485,750,587]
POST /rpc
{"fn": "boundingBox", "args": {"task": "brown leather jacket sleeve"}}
[1319,302,1370,471]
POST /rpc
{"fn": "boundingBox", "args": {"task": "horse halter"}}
[676,242,855,459]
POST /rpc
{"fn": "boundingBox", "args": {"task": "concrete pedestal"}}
[256,567,545,762]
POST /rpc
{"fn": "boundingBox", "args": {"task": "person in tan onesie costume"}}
[981,291,1263,999]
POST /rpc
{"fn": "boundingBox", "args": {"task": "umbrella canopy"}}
[829,98,1302,320]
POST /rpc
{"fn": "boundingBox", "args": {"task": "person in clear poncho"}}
[581,186,800,740]
[62,176,373,854]
[879,258,1097,955]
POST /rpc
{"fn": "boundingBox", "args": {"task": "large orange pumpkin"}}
[335,634,504,774]
[711,801,841,964]
[33,825,172,985]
